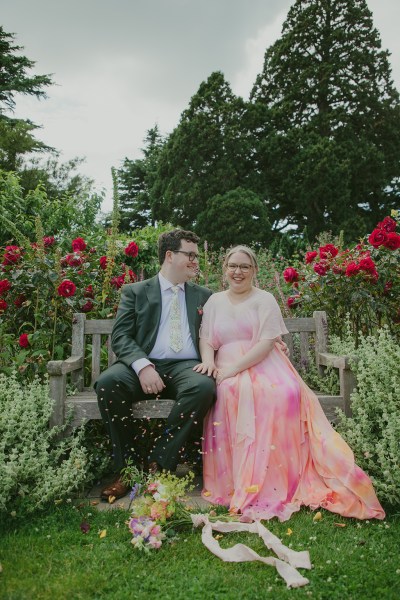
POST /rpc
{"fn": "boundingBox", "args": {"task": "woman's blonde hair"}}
[223,245,259,271]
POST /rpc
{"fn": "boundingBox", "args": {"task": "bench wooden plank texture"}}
[47,311,356,428]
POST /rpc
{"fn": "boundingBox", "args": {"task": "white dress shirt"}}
[132,272,198,375]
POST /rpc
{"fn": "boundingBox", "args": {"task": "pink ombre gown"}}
[201,289,385,521]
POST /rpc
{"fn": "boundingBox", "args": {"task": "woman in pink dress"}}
[194,245,385,522]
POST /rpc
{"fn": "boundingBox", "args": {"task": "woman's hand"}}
[216,366,237,385]
[193,361,218,378]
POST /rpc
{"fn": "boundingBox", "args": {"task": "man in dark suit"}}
[95,229,215,500]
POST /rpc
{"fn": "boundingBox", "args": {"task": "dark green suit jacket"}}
[111,275,212,368]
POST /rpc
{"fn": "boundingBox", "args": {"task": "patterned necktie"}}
[169,286,183,352]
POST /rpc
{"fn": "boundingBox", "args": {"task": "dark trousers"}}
[95,359,215,471]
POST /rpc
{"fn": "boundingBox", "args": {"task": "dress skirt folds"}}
[200,289,385,522]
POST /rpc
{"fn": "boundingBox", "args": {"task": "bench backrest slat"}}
[73,310,328,387]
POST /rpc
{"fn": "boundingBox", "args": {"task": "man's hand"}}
[138,365,166,395]
[276,337,290,357]
[193,361,218,378]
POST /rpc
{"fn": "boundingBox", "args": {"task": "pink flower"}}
[0,299,7,312]
[19,333,30,348]
[124,241,139,258]
[305,251,318,264]
[71,237,87,252]
[0,279,11,296]
[382,232,400,250]
[313,262,328,276]
[368,228,388,248]
[57,280,77,297]
[377,216,397,233]
[319,244,338,259]
[283,267,299,283]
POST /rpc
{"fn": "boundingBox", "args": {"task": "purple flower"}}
[129,483,140,501]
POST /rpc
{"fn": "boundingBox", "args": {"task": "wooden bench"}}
[47,310,356,428]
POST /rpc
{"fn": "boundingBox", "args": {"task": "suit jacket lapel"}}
[185,282,199,347]
[144,275,162,346]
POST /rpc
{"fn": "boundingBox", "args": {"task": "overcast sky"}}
[2,0,400,211]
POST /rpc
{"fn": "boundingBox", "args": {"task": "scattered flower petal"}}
[80,521,90,534]
[286,528,293,536]
[99,529,107,539]
[245,485,259,493]
[313,511,322,522]
[108,495,116,504]
[334,523,346,528]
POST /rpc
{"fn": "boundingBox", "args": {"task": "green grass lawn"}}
[0,503,398,600]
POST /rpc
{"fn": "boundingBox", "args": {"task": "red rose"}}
[305,251,318,264]
[358,257,376,273]
[84,285,94,298]
[127,269,137,282]
[368,228,387,248]
[19,333,30,348]
[43,236,56,247]
[382,232,400,250]
[319,244,338,259]
[0,299,7,312]
[89,247,97,254]
[384,281,393,294]
[287,295,301,308]
[283,267,299,283]
[332,265,345,274]
[64,253,85,267]
[99,256,108,270]
[124,241,139,258]
[345,262,361,277]
[111,275,125,288]
[0,279,11,295]
[57,280,77,297]
[377,216,397,233]
[14,294,26,307]
[313,262,328,276]
[81,300,94,313]
[2,245,22,266]
[71,237,87,252]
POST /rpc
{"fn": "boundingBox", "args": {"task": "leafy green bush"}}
[0,371,93,514]
[334,325,400,505]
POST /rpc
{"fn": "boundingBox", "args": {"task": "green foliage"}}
[335,326,400,505]
[152,71,254,230]
[0,170,102,246]
[0,371,90,514]
[117,126,165,231]
[196,187,272,248]
[251,0,400,239]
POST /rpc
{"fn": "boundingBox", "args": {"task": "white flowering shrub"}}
[0,372,90,514]
[334,326,400,505]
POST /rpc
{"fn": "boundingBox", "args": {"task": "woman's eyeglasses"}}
[226,263,253,273]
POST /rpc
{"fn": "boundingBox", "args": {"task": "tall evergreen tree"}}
[0,26,53,170]
[117,126,164,231]
[152,71,255,229]
[251,0,400,239]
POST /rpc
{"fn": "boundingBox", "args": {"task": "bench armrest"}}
[47,356,84,376]
[317,352,357,417]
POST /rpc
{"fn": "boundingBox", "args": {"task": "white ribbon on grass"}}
[191,514,311,589]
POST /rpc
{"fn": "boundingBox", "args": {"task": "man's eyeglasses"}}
[227,263,253,273]
[172,250,199,262]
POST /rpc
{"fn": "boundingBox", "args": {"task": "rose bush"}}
[281,212,400,341]
[0,221,173,378]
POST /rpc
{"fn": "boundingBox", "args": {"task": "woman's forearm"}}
[199,338,216,363]
[232,338,275,375]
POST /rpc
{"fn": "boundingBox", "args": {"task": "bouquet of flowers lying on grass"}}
[121,462,196,553]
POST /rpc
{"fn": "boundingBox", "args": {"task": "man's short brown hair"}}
[158,229,200,265]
